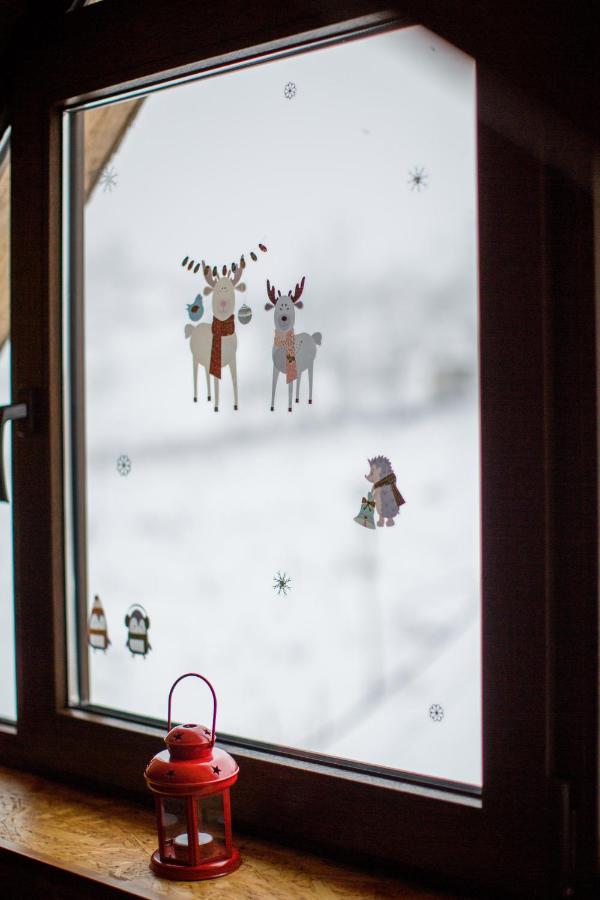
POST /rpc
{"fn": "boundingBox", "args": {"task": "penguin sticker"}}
[87,595,111,652]
[124,604,152,658]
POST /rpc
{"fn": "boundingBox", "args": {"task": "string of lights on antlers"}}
[180,242,268,277]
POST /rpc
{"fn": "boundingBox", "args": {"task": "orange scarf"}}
[274,330,297,383]
[210,315,235,378]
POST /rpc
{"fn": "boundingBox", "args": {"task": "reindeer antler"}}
[202,260,216,288]
[231,256,245,287]
[266,279,277,304]
[290,276,305,304]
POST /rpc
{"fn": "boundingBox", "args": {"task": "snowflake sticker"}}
[408,166,428,192]
[273,571,292,596]
[429,703,444,722]
[283,82,297,100]
[116,454,131,476]
[100,166,118,192]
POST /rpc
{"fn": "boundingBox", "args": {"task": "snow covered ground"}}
[81,25,481,785]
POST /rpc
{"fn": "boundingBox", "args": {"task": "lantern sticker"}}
[362,455,405,528]
[353,491,376,529]
[181,244,267,411]
[145,672,241,880]
[264,276,322,412]
[87,594,111,652]
[124,604,152,658]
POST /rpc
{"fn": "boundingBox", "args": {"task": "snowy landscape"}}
[81,26,482,785]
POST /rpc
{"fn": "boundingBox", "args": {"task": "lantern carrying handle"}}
[167,672,217,746]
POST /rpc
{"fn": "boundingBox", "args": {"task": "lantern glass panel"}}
[195,793,229,862]
[159,798,191,865]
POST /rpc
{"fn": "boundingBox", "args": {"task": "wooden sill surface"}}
[0,765,465,898]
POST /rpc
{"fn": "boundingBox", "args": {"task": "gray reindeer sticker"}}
[264,276,322,412]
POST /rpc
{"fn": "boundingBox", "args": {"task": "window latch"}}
[0,401,28,503]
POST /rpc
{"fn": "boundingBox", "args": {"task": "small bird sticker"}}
[186,295,204,322]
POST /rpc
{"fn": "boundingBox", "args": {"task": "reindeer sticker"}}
[264,276,322,412]
[181,245,267,411]
[183,258,248,411]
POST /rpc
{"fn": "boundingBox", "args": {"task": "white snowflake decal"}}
[100,166,118,193]
[429,703,444,722]
[283,82,297,100]
[116,454,131,476]
[273,571,292,596]
[408,166,428,192]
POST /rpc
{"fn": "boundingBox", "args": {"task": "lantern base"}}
[150,848,241,881]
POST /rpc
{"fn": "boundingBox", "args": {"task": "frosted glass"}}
[77,25,481,785]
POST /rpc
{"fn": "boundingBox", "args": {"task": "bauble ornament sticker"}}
[237,303,252,325]
[354,493,376,529]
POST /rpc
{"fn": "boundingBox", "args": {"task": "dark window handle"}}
[0,402,28,503]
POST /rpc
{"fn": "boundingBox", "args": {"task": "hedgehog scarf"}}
[274,329,297,383]
[373,472,406,508]
[210,315,235,378]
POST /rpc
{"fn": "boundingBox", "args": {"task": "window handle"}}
[0,402,28,503]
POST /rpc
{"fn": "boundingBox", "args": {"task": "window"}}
[1,3,597,896]
[67,25,481,788]
[0,130,16,723]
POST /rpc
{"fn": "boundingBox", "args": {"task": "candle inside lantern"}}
[173,833,214,847]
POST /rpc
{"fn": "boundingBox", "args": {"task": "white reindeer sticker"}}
[184,259,247,412]
[264,276,322,412]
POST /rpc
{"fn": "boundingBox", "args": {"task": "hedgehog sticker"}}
[354,455,405,529]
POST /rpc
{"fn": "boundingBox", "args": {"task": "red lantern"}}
[144,673,241,880]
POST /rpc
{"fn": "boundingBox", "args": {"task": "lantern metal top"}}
[165,723,213,760]
[145,673,239,797]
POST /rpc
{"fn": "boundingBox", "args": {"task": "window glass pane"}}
[0,133,16,722]
[69,25,481,785]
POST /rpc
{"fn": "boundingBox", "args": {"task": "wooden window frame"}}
[0,2,598,897]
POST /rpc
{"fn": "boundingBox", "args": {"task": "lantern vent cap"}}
[166,723,214,760]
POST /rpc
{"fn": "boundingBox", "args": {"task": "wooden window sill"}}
[0,765,467,898]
